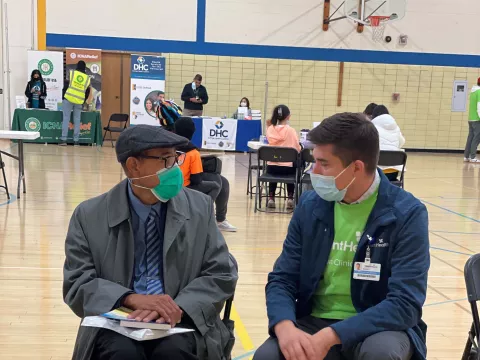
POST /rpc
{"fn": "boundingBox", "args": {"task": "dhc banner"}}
[130,55,166,126]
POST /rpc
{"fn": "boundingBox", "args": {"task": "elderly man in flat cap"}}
[63,125,238,360]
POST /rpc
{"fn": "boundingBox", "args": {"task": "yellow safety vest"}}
[65,70,91,105]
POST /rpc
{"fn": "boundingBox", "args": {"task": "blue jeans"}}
[61,99,83,142]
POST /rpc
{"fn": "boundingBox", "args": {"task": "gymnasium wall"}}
[1,0,36,130]
[163,53,480,150]
[1,0,478,150]
[46,0,480,66]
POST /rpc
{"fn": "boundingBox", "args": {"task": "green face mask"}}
[130,165,184,202]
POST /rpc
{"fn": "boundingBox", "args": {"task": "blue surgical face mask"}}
[310,164,356,202]
[192,82,196,90]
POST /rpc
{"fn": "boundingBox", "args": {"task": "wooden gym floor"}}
[0,140,477,359]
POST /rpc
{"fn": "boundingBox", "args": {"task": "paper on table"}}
[81,316,195,341]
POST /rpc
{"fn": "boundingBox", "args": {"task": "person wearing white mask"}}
[371,105,405,181]
[254,113,429,360]
[233,97,252,119]
[181,74,209,117]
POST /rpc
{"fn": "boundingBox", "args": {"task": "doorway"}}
[101,52,131,140]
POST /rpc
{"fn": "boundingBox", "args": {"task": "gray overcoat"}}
[63,180,238,360]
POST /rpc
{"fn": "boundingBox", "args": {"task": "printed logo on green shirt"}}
[312,190,379,320]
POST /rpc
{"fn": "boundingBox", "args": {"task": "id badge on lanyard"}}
[353,234,381,281]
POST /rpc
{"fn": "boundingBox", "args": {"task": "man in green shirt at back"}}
[464,77,480,162]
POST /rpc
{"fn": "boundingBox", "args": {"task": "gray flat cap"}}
[115,125,189,163]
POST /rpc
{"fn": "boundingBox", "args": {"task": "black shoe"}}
[74,141,80,147]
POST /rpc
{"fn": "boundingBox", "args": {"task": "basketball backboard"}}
[344,0,406,25]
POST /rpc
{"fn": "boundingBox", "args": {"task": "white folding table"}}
[0,130,40,198]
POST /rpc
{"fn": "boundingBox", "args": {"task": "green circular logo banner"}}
[38,59,54,76]
[25,117,41,132]
[76,75,85,83]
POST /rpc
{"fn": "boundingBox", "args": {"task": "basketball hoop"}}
[369,15,390,42]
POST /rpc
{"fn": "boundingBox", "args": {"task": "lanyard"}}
[365,234,376,264]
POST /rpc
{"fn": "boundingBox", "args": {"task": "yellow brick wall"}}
[163,53,480,150]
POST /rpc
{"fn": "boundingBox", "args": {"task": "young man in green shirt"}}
[464,78,480,162]
[254,113,429,360]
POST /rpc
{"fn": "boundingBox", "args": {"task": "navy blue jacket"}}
[266,171,430,360]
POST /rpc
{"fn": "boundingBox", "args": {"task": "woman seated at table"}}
[25,70,47,109]
[233,97,252,119]
[266,104,300,210]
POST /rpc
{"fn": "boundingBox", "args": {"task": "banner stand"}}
[27,50,64,111]
[130,55,166,126]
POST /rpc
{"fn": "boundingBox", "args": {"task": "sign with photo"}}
[27,50,64,110]
[130,55,166,126]
[202,118,238,151]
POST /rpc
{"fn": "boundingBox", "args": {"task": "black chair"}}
[0,153,9,200]
[247,139,265,199]
[103,113,129,147]
[255,146,300,213]
[462,254,480,360]
[299,148,315,197]
[201,155,222,174]
[378,150,407,189]
[223,253,238,360]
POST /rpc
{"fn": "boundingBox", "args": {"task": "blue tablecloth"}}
[191,118,262,152]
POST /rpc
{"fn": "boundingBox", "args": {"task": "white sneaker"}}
[470,158,480,163]
[267,199,276,209]
[286,199,295,210]
[217,220,237,232]
[464,157,470,162]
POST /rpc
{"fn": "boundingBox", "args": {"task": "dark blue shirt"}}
[127,183,167,294]
[31,80,41,108]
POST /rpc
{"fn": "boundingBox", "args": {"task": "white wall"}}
[46,0,198,42]
[206,0,480,55]
[45,0,480,57]
[1,0,35,130]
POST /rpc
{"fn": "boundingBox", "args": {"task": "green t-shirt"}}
[469,86,480,121]
[311,189,378,320]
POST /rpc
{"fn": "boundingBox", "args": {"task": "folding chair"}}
[102,113,129,147]
[299,148,315,197]
[378,150,407,189]
[255,146,300,213]
[223,253,238,360]
[0,153,9,200]
[462,254,480,360]
[246,138,265,199]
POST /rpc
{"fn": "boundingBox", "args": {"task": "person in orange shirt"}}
[266,105,301,210]
[175,117,237,232]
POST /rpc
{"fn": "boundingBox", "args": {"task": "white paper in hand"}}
[81,316,195,341]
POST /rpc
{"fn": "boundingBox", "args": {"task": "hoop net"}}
[369,16,390,42]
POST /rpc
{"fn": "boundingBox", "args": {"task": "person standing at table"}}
[181,74,208,117]
[59,61,91,147]
[25,70,47,109]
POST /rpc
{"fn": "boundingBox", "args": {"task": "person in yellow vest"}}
[59,61,91,146]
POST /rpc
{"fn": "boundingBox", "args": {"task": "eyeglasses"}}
[137,151,186,169]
